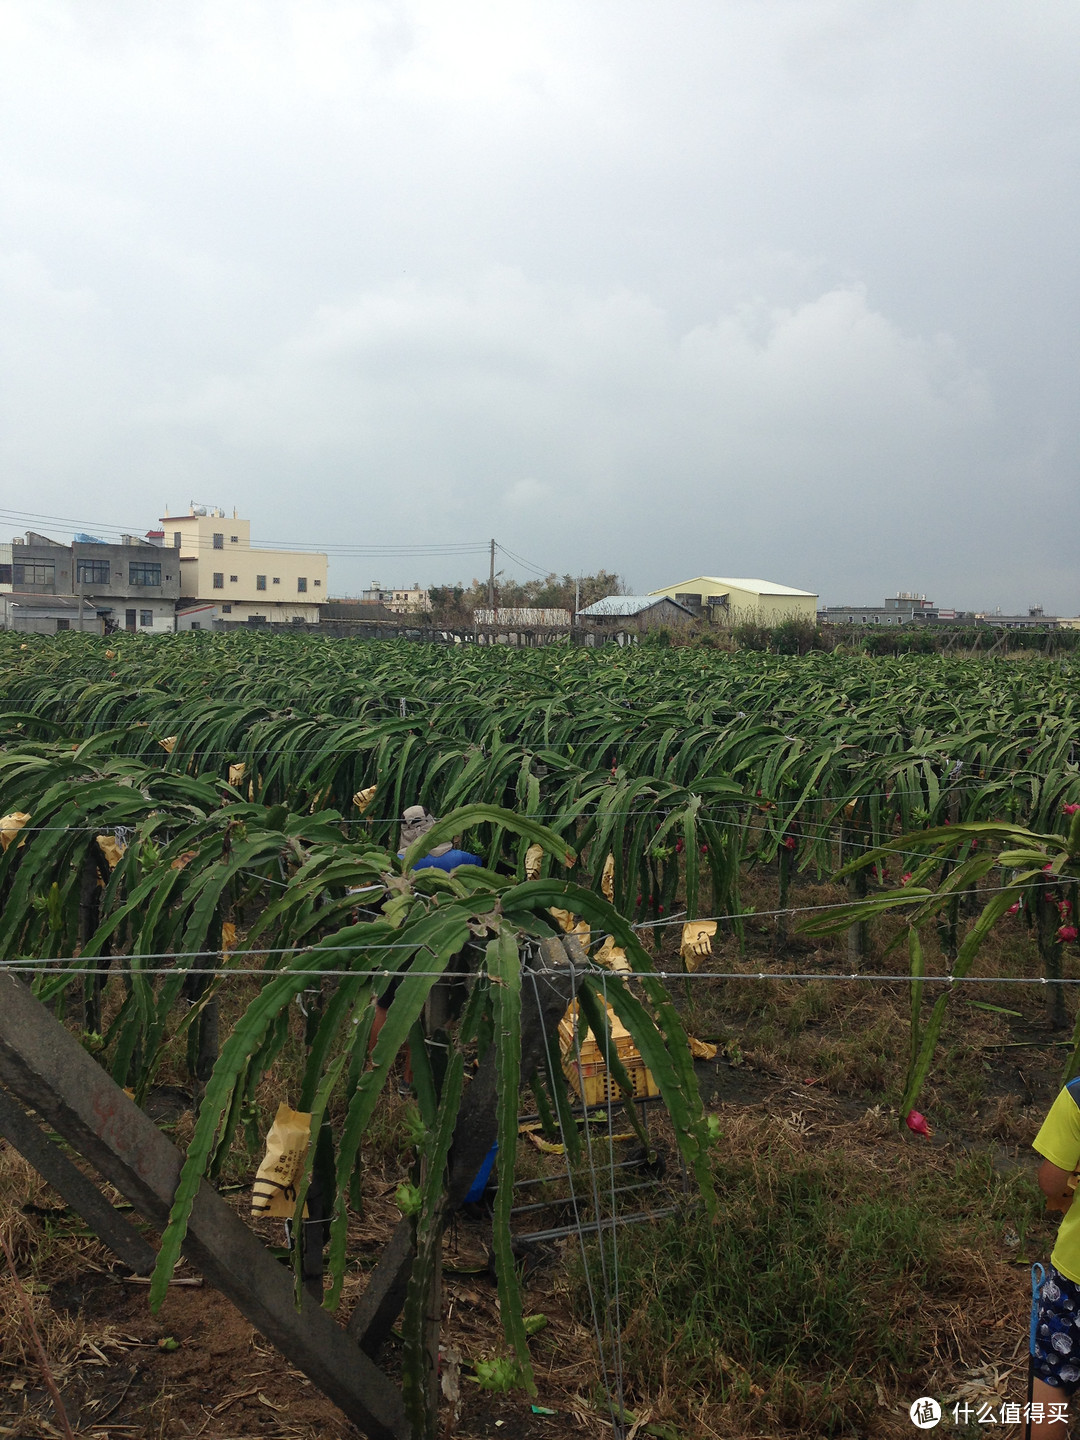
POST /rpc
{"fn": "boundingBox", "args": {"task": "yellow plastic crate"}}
[558,1001,660,1105]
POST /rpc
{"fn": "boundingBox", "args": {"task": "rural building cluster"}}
[0,505,326,634]
[2,506,1076,636]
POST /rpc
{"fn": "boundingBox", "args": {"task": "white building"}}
[361,583,430,615]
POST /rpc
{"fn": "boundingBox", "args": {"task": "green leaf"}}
[486,928,535,1394]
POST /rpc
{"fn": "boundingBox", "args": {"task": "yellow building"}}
[649,575,818,625]
[162,506,327,625]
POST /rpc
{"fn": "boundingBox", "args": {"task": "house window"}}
[256,575,266,590]
[213,533,224,549]
[76,559,111,585]
[229,574,238,583]
[213,572,224,589]
[13,561,55,587]
[125,609,137,631]
[272,577,280,585]
[314,579,321,588]
[129,562,162,587]
[230,535,238,544]
[173,532,182,550]
[221,604,232,614]
[140,610,153,627]
[190,621,201,631]
[297,577,307,593]
[56,618,70,632]
[0,564,10,584]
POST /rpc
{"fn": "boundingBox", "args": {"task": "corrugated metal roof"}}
[577,595,691,617]
[651,576,817,598]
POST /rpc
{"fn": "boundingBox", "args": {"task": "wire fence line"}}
[3,965,1078,986]
[0,873,1054,976]
[2,813,1058,880]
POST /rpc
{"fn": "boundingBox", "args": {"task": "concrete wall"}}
[110,599,178,633]
[211,599,321,624]
[176,605,219,631]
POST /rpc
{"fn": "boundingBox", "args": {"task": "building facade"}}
[974,606,1061,630]
[649,576,818,624]
[820,594,941,626]
[360,584,430,615]
[2,532,180,633]
[175,602,220,631]
[162,507,327,624]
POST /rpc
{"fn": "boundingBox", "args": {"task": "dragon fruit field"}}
[2,630,1079,1440]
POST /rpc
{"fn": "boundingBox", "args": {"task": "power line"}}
[495,543,557,580]
[0,507,491,561]
[1,510,592,583]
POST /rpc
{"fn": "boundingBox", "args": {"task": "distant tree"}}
[428,570,627,622]
[428,585,472,625]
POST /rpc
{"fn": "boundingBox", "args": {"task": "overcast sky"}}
[1,1,1078,611]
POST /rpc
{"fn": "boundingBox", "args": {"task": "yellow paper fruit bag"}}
[352,784,377,814]
[548,907,592,948]
[0,813,31,853]
[680,920,717,972]
[251,1103,312,1219]
[95,834,126,868]
[594,935,631,974]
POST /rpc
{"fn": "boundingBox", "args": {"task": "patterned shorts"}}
[1034,1265,1080,1390]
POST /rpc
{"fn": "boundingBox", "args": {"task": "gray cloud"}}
[1,0,1077,611]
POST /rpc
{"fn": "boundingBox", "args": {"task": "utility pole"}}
[574,575,580,626]
[488,538,496,615]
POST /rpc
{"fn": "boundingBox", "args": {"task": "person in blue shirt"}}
[369,805,482,1071]
[397,804,482,873]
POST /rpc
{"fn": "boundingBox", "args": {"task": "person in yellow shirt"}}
[1029,1078,1080,1436]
